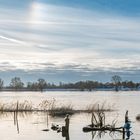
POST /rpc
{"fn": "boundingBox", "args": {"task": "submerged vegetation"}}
[0,101,33,112]
[85,101,115,113]
[83,110,132,140]
[49,104,74,117]
[0,99,114,117]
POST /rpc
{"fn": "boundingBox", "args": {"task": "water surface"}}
[0,91,139,140]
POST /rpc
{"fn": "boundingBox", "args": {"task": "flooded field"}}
[0,91,139,140]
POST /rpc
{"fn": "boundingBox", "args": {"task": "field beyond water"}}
[0,91,139,140]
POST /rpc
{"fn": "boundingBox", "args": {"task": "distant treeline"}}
[0,75,139,92]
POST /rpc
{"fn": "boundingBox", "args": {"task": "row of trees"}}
[0,77,47,92]
[0,75,139,92]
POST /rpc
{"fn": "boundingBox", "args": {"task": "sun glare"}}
[29,1,46,24]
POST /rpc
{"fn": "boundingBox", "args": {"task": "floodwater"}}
[0,91,139,140]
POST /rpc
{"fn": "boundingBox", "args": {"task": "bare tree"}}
[0,79,4,91]
[37,79,47,92]
[10,77,24,91]
[111,75,122,91]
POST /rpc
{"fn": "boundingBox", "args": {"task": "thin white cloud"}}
[0,35,25,44]
[0,1,140,79]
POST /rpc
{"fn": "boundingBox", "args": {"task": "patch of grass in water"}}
[85,101,115,113]
[0,100,115,118]
[0,101,33,112]
[49,104,74,117]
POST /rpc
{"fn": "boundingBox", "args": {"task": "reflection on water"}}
[0,111,135,140]
[62,129,70,140]
[85,128,133,140]
[14,111,19,134]
[0,91,139,140]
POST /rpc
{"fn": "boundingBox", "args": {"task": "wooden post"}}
[65,114,69,132]
[91,113,94,127]
[122,127,125,139]
[62,115,70,138]
[125,110,128,123]
[16,101,19,134]
[14,111,16,125]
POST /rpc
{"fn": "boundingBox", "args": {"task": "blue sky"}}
[0,0,140,84]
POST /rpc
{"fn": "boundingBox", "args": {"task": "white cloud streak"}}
[0,1,140,78]
[0,35,25,44]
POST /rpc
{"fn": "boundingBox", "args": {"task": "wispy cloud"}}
[0,1,140,81]
[0,35,26,44]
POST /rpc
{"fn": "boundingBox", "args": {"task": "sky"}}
[0,0,140,84]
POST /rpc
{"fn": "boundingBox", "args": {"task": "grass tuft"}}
[49,104,74,117]
[85,102,115,113]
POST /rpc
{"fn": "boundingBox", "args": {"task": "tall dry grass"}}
[0,100,114,117]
